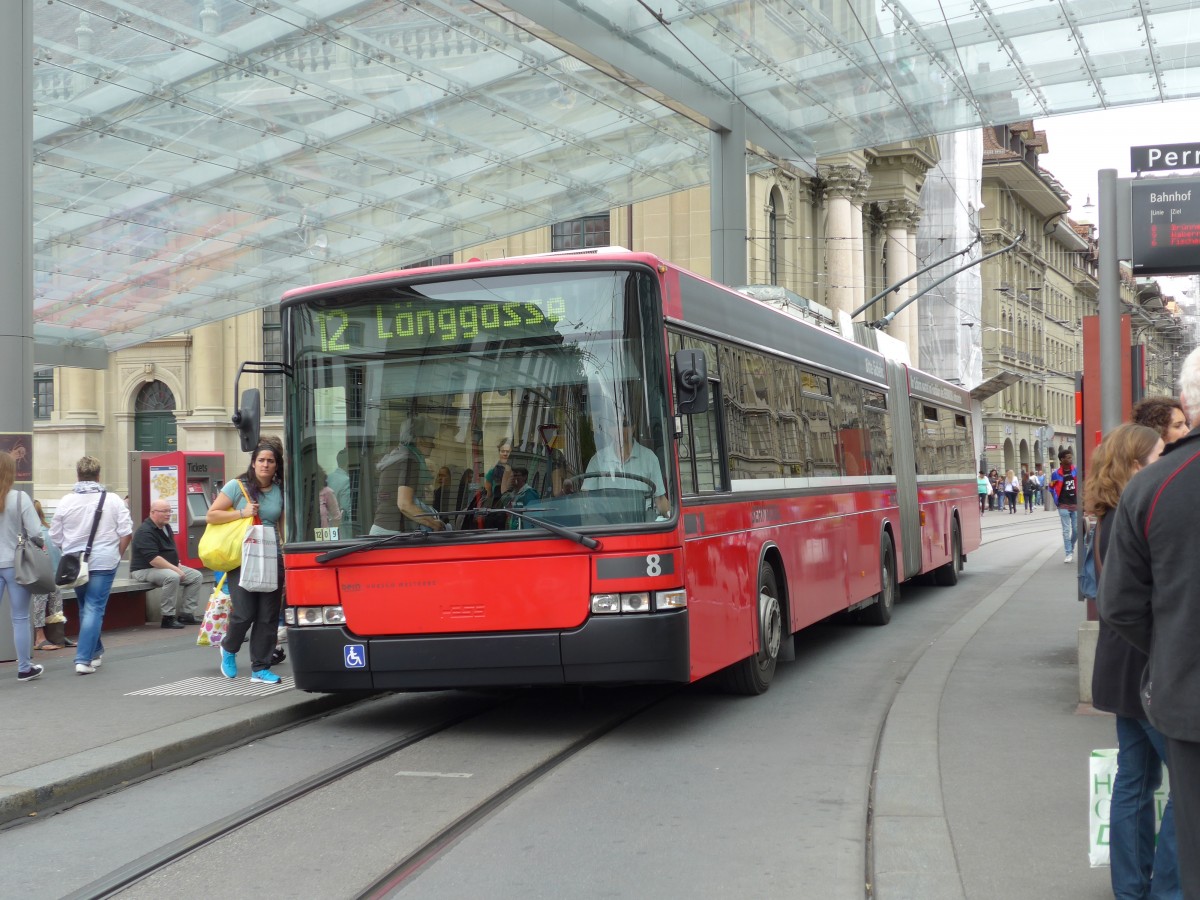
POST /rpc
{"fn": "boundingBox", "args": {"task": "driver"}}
[584,415,670,517]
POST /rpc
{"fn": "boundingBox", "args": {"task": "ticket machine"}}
[129,451,225,570]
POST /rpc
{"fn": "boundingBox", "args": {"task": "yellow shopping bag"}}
[197,517,252,571]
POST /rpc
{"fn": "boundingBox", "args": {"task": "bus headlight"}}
[655,589,687,610]
[294,606,346,626]
[620,592,651,613]
[591,594,621,614]
[590,591,684,614]
[284,607,296,625]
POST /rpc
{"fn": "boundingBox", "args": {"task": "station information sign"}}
[1130,176,1200,276]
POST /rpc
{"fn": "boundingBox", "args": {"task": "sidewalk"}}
[874,505,1112,897]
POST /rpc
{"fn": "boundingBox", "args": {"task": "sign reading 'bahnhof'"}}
[1130,177,1200,276]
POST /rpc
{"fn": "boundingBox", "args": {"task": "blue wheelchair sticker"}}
[343,644,366,669]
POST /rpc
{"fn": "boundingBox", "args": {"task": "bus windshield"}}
[285,267,673,544]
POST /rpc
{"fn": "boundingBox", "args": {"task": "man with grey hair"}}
[129,500,203,628]
[1101,344,1200,896]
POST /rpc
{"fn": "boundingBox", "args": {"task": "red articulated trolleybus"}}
[233,249,981,695]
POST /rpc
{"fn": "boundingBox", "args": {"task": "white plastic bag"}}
[1089,747,1169,867]
[239,524,278,593]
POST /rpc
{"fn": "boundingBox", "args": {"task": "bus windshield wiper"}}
[314,529,431,564]
[472,507,600,550]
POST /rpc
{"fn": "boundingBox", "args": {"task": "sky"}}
[1034,97,1200,302]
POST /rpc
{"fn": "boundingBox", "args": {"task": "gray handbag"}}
[13,494,56,593]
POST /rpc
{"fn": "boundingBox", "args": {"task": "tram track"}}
[64,699,509,900]
[65,688,675,900]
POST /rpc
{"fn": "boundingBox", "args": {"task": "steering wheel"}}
[563,470,656,499]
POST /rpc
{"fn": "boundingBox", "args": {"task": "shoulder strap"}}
[83,491,107,559]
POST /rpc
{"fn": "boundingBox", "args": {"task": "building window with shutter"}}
[263,308,282,416]
[551,214,610,251]
[33,369,53,420]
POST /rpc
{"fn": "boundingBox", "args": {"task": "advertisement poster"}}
[148,465,180,528]
[0,433,33,485]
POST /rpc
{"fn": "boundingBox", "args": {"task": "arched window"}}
[135,380,176,412]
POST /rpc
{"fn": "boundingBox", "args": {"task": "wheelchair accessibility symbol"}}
[343,644,366,669]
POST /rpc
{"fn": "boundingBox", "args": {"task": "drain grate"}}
[126,675,291,697]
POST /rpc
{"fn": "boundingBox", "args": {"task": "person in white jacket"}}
[50,456,133,676]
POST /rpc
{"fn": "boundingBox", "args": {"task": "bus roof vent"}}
[737,285,836,329]
[501,246,634,261]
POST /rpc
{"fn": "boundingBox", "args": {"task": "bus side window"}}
[680,379,726,494]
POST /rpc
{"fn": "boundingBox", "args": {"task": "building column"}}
[877,200,916,361]
[820,164,869,318]
[178,321,230,451]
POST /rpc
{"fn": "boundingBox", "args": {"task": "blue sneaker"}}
[220,649,237,679]
[250,669,281,685]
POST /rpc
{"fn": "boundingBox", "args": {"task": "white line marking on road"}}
[394,771,474,778]
[125,676,291,697]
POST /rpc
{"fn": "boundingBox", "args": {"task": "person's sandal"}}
[34,641,62,651]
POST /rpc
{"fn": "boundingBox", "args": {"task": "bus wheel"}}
[860,537,895,626]
[724,564,782,695]
[933,520,962,587]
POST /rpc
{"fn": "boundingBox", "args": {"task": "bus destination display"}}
[1131,176,1200,276]
[309,295,567,354]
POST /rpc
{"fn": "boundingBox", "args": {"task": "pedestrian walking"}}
[977,471,990,514]
[49,456,133,675]
[1101,345,1200,897]
[1003,468,1019,514]
[207,438,286,684]
[1021,467,1035,513]
[1049,448,1078,562]
[0,452,45,682]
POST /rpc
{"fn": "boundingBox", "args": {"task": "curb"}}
[0,691,356,828]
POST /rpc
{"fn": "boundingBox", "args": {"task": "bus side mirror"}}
[232,388,261,452]
[674,349,709,415]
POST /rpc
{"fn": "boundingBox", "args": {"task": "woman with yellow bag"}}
[205,438,285,684]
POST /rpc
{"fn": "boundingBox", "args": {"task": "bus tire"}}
[933,519,962,587]
[859,537,896,627]
[724,563,782,695]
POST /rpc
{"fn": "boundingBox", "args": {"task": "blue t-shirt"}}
[220,478,284,527]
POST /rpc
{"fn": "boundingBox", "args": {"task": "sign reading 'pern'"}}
[1131,142,1200,173]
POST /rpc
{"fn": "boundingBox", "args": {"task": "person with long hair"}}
[0,452,45,681]
[50,456,134,676]
[206,438,286,684]
[1003,468,1019,514]
[1088,423,1178,898]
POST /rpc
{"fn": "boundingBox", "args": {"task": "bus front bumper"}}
[287,610,690,692]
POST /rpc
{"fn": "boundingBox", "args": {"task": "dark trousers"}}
[221,566,282,672]
[1166,736,1200,899]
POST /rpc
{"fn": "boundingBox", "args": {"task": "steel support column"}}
[1098,169,1122,434]
[710,105,746,287]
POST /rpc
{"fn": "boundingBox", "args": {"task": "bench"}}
[59,580,165,635]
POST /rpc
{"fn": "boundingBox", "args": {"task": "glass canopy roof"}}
[33,0,1200,352]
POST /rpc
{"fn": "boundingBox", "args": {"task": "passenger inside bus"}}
[582,415,670,518]
[370,414,448,534]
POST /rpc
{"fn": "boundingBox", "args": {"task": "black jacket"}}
[129,518,179,571]
[1100,426,1200,741]
[1090,516,1150,719]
